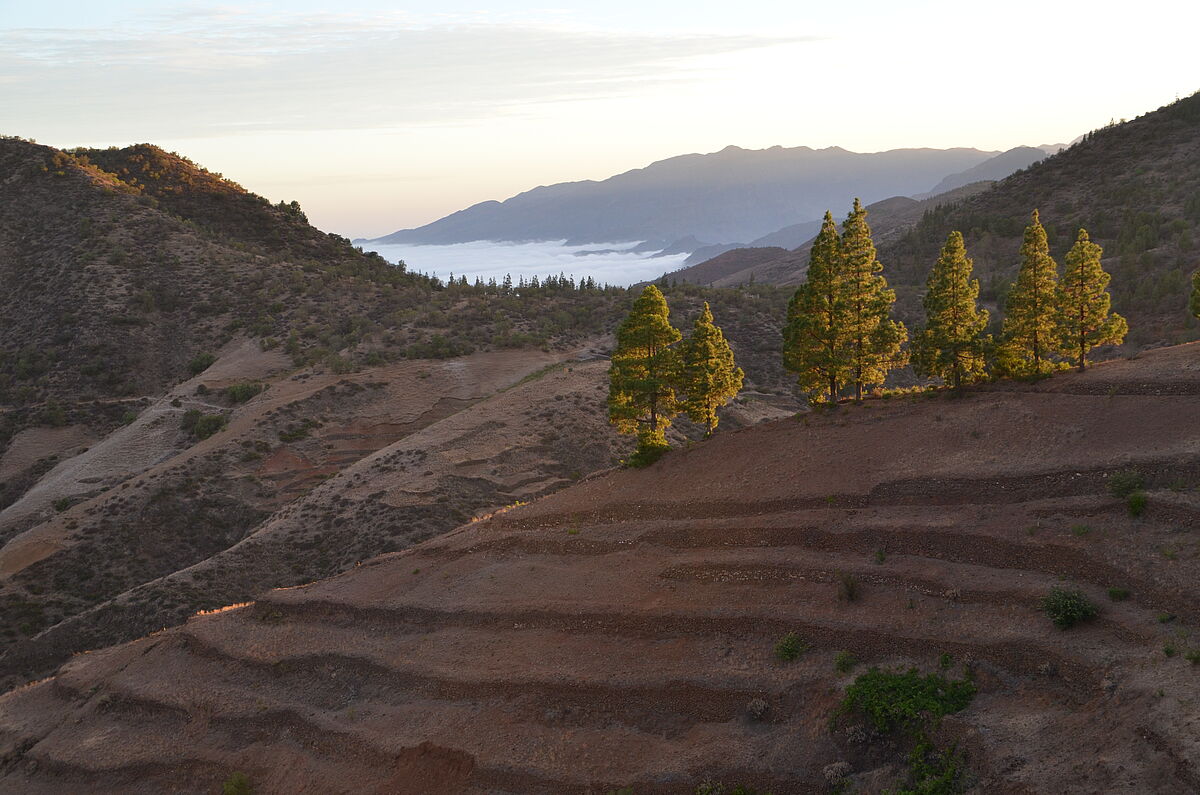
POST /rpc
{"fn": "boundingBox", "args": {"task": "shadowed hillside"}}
[885,93,1200,347]
[1,344,1196,793]
[0,139,799,692]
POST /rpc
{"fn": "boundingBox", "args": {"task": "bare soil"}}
[0,344,1196,793]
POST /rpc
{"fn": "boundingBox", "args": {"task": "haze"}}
[4,0,1197,238]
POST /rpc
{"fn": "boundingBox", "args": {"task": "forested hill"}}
[880,92,1200,347]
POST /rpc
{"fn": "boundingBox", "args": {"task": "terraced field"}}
[0,345,1197,793]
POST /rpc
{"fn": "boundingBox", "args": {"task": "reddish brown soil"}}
[0,345,1197,793]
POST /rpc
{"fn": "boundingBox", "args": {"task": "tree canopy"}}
[782,212,850,403]
[912,231,990,388]
[680,302,744,436]
[608,284,682,457]
[1056,229,1127,370]
[999,210,1061,377]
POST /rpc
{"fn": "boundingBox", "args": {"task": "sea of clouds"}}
[359,240,690,288]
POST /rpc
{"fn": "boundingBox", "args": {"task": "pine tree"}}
[840,199,908,400]
[608,285,682,458]
[1056,229,1127,371]
[782,212,850,403]
[680,302,744,436]
[999,210,1061,376]
[912,231,990,388]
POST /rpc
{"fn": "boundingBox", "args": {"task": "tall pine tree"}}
[840,199,908,400]
[999,210,1060,376]
[608,285,682,457]
[680,302,744,436]
[912,231,990,388]
[1056,229,1127,371]
[782,213,850,403]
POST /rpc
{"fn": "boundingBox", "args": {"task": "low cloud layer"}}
[2,11,803,141]
[362,240,689,287]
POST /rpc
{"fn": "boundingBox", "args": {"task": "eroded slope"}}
[1,346,1197,793]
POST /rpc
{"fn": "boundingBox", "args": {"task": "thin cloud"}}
[1,11,813,141]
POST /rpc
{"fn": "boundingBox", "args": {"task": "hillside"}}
[884,93,1200,348]
[368,145,1001,251]
[665,183,996,288]
[0,139,799,689]
[1,344,1197,793]
[667,94,1200,350]
[917,146,1053,198]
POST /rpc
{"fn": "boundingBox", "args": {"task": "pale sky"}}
[3,1,1197,238]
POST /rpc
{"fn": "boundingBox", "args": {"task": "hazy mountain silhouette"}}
[367,145,1002,249]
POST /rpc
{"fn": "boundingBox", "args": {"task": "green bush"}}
[695,784,772,795]
[188,352,217,375]
[835,651,857,673]
[223,381,264,403]
[1042,587,1098,629]
[181,409,226,440]
[773,632,809,662]
[626,436,670,468]
[223,772,252,795]
[837,572,861,602]
[897,738,966,795]
[1127,491,1148,517]
[1107,587,1131,601]
[1107,469,1144,497]
[838,668,976,735]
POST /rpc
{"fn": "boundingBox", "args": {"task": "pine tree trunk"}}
[1078,305,1087,372]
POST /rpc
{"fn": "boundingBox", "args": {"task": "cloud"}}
[0,11,809,141]
[363,239,688,287]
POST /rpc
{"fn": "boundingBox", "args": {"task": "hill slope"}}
[883,93,1200,347]
[0,139,798,690]
[368,145,1000,249]
[1,344,1197,793]
[917,146,1051,198]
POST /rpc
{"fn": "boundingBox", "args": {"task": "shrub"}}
[181,409,226,440]
[188,352,217,375]
[52,497,72,512]
[774,632,809,662]
[1108,469,1144,497]
[1127,491,1148,517]
[837,572,861,602]
[223,382,264,403]
[1185,650,1200,665]
[626,437,670,468]
[1107,587,1131,601]
[695,784,771,795]
[838,668,975,735]
[223,772,252,795]
[1042,587,1098,629]
[835,651,857,673]
[898,738,966,795]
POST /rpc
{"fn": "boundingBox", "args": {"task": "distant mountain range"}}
[363,144,1057,254]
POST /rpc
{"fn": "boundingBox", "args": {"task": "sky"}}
[3,1,1198,238]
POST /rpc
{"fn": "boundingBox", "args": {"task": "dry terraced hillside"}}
[0,344,1197,793]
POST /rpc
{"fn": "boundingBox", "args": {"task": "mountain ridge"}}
[366,144,1005,249]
